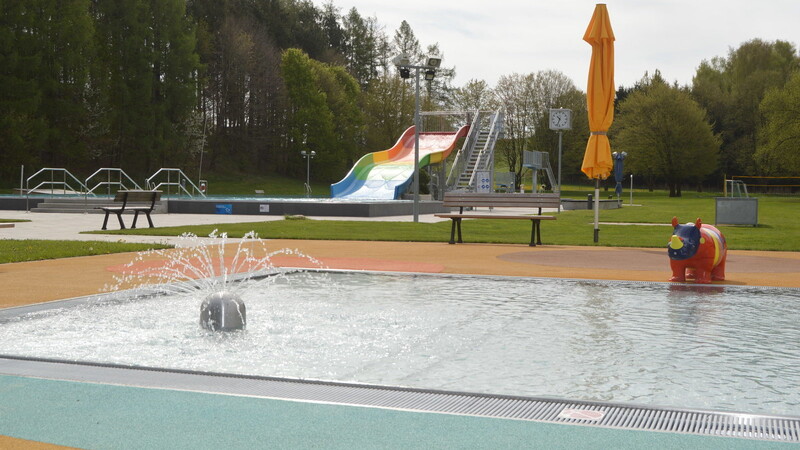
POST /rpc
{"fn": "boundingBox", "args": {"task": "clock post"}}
[548,108,572,193]
[557,130,563,193]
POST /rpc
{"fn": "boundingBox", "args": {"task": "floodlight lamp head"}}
[392,54,411,67]
[425,55,442,68]
[424,68,436,81]
[399,67,411,79]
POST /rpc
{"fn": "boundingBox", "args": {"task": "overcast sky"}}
[316,0,800,91]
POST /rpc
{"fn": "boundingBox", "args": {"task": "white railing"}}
[85,168,142,197]
[26,168,91,211]
[145,168,207,198]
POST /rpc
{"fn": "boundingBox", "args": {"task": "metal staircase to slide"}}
[446,110,504,192]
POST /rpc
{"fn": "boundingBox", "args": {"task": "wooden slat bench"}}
[435,192,560,246]
[99,190,162,230]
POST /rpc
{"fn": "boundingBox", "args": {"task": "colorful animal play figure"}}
[667,217,727,284]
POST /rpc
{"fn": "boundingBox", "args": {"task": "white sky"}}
[317,0,800,90]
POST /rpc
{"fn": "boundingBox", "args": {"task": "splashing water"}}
[104,230,327,330]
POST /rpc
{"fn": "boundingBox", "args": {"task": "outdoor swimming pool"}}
[0,272,798,417]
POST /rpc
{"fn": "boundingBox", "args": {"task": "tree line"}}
[2,1,799,196]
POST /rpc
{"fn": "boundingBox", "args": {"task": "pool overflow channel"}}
[0,353,797,443]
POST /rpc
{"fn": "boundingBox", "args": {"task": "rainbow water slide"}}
[331,125,469,199]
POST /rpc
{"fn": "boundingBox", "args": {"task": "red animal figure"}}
[667,217,727,284]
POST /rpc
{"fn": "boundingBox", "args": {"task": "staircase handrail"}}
[25,168,91,211]
[446,111,483,188]
[85,168,143,197]
[466,110,504,189]
[145,168,207,198]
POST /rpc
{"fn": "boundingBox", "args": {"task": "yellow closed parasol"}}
[582,3,615,242]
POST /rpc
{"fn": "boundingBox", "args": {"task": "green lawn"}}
[90,193,800,252]
[0,240,171,264]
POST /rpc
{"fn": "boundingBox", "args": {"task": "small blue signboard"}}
[215,204,233,214]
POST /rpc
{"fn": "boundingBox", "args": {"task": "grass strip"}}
[0,239,171,264]
[88,196,800,251]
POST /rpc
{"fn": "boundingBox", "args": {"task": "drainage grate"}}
[1,355,798,443]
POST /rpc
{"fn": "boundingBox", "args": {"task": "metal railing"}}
[446,111,483,189]
[85,168,142,197]
[145,168,206,198]
[26,168,89,196]
[26,168,91,211]
[445,110,505,192]
[459,110,504,192]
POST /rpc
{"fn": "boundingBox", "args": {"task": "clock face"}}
[549,109,571,130]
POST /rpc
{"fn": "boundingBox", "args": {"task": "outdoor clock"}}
[549,108,572,130]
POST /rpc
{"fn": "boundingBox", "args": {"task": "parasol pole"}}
[593,178,600,242]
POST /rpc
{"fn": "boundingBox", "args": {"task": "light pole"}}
[393,54,441,223]
[301,150,316,197]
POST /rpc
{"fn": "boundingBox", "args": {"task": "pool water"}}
[1,272,798,417]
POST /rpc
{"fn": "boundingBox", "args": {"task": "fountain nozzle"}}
[200,291,246,331]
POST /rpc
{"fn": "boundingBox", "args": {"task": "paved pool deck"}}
[1,211,799,448]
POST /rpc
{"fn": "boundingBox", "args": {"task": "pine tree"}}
[149,0,200,169]
[92,0,198,176]
[0,0,96,182]
[0,1,47,181]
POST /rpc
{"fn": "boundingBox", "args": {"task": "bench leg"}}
[102,212,110,230]
[529,220,537,247]
[145,211,154,228]
[456,218,463,243]
[131,211,139,229]
[449,219,457,244]
[536,220,543,246]
[116,212,126,230]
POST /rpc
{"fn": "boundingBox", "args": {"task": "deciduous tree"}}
[616,76,720,196]
[756,72,800,174]
[692,39,800,176]
[492,70,578,187]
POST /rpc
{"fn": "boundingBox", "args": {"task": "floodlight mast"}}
[301,150,316,197]
[393,54,441,222]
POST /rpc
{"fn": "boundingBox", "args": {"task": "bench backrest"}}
[113,190,162,205]
[443,192,561,209]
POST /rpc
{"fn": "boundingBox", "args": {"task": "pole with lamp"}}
[392,54,442,223]
[300,150,316,197]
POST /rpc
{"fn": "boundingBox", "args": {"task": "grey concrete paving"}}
[0,207,555,245]
[0,210,451,246]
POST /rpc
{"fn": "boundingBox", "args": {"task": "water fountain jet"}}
[200,291,246,331]
[105,230,323,333]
